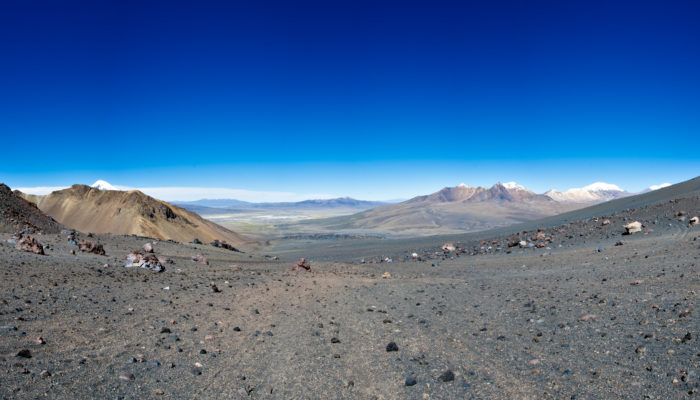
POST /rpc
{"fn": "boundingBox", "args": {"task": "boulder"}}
[15,235,44,255]
[624,221,642,234]
[79,240,105,255]
[441,242,456,252]
[191,254,208,265]
[124,251,165,272]
[211,240,239,252]
[291,258,311,271]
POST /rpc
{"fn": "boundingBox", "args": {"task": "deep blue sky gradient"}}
[1,1,698,199]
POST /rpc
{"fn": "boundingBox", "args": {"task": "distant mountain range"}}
[173,197,388,215]
[293,181,674,236]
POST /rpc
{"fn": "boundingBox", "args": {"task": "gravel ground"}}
[0,214,698,399]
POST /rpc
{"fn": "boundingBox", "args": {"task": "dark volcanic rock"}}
[438,370,455,382]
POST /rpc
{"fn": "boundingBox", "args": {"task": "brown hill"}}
[0,184,62,233]
[306,183,589,236]
[30,185,250,247]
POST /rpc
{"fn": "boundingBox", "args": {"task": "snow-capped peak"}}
[457,183,469,188]
[502,181,526,190]
[546,182,628,203]
[648,183,671,191]
[91,180,117,191]
[581,182,623,192]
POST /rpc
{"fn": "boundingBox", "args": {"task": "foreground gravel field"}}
[0,222,698,399]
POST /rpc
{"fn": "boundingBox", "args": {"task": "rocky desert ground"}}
[1,185,699,399]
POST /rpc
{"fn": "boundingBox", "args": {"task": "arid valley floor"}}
[1,186,699,399]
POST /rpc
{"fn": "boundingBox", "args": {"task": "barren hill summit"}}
[412,182,553,204]
[27,184,249,247]
[307,182,584,236]
[0,184,61,233]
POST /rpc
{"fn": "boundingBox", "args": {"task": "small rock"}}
[119,372,135,381]
[36,336,46,345]
[386,342,399,352]
[579,314,597,322]
[331,337,340,344]
[16,349,31,358]
[438,370,455,382]
[405,377,417,386]
[40,370,51,378]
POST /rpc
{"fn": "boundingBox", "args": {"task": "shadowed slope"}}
[0,184,61,233]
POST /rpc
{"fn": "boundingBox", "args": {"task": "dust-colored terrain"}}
[19,185,251,248]
[0,185,61,234]
[283,183,593,237]
[0,178,698,399]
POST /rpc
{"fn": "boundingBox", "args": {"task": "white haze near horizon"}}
[13,184,336,203]
[13,179,675,203]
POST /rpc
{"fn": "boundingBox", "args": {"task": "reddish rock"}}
[291,258,311,271]
[191,254,208,265]
[442,242,456,252]
[79,240,105,255]
[14,235,44,255]
[124,251,165,272]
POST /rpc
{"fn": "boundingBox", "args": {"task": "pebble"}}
[438,370,455,382]
[579,314,597,321]
[36,336,46,345]
[233,327,241,332]
[386,342,399,352]
[160,327,172,334]
[331,337,341,343]
[40,370,51,378]
[119,372,135,381]
[405,377,417,386]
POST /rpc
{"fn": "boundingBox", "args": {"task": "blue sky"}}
[1,1,698,201]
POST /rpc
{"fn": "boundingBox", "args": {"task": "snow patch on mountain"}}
[91,180,118,191]
[648,183,671,191]
[545,182,628,203]
[502,181,526,190]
